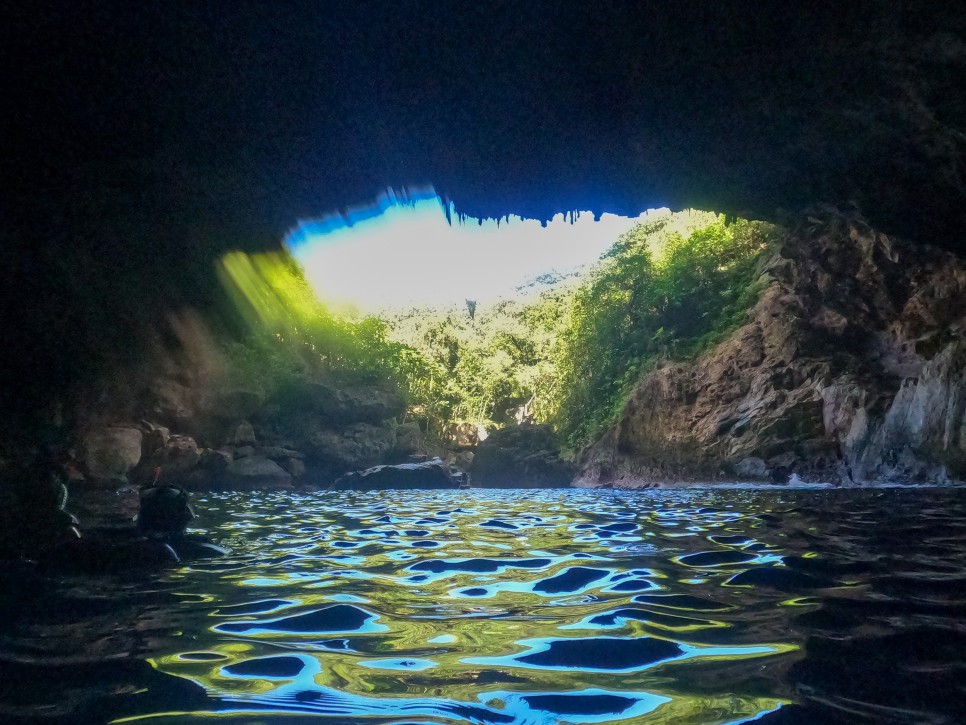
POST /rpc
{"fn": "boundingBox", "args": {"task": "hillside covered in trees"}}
[218,210,775,457]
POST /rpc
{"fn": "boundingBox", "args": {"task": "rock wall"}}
[578,211,966,486]
[471,424,575,488]
[52,319,424,490]
[251,379,411,483]
[76,376,417,489]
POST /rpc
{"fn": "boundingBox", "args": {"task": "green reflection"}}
[143,490,804,723]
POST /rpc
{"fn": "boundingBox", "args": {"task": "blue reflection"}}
[480,688,672,723]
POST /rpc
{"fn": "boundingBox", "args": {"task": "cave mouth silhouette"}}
[4,2,966,440]
[283,187,674,312]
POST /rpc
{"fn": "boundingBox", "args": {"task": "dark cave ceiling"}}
[5,1,965,252]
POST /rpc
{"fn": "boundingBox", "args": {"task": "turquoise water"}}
[2,487,965,723]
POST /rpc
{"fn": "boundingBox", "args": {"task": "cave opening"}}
[2,4,966,718]
[215,188,774,476]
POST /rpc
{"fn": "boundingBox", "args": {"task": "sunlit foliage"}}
[549,215,774,447]
[218,212,773,452]
[217,251,420,399]
[381,288,571,431]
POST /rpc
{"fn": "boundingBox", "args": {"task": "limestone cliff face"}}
[578,211,966,486]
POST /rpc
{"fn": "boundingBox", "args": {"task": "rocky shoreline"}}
[69,417,578,492]
[52,362,576,492]
[69,378,435,491]
[7,213,965,494]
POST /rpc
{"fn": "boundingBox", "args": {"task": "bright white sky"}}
[286,189,659,311]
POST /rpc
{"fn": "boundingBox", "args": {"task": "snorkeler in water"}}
[135,468,227,560]
[0,445,81,561]
[29,465,226,574]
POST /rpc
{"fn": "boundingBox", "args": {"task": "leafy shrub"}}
[217,251,413,401]
[549,215,774,447]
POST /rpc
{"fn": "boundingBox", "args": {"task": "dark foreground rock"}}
[332,458,460,490]
[79,426,143,484]
[220,456,292,489]
[471,424,575,488]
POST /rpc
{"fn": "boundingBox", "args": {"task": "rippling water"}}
[2,487,966,724]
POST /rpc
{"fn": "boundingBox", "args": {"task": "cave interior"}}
[2,1,965,432]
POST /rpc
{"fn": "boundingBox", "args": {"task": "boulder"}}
[199,447,232,473]
[471,424,575,488]
[81,426,143,482]
[141,434,202,481]
[141,422,171,457]
[222,456,292,489]
[332,458,459,490]
[282,457,305,479]
[231,421,256,446]
[391,421,423,458]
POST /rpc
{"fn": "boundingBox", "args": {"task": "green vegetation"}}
[549,214,772,446]
[217,251,420,398]
[218,212,774,451]
[380,287,571,432]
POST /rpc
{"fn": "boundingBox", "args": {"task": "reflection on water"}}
[2,487,966,723]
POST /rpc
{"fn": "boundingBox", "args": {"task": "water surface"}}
[2,487,965,723]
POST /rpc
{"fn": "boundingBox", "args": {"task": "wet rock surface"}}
[220,456,292,489]
[332,458,459,490]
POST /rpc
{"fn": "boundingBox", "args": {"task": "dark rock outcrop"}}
[139,435,203,481]
[220,456,292,489]
[198,447,232,475]
[332,458,459,490]
[471,424,575,488]
[79,426,143,483]
[254,379,407,482]
[390,421,424,459]
[579,211,966,486]
[297,422,397,480]
[142,423,171,458]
